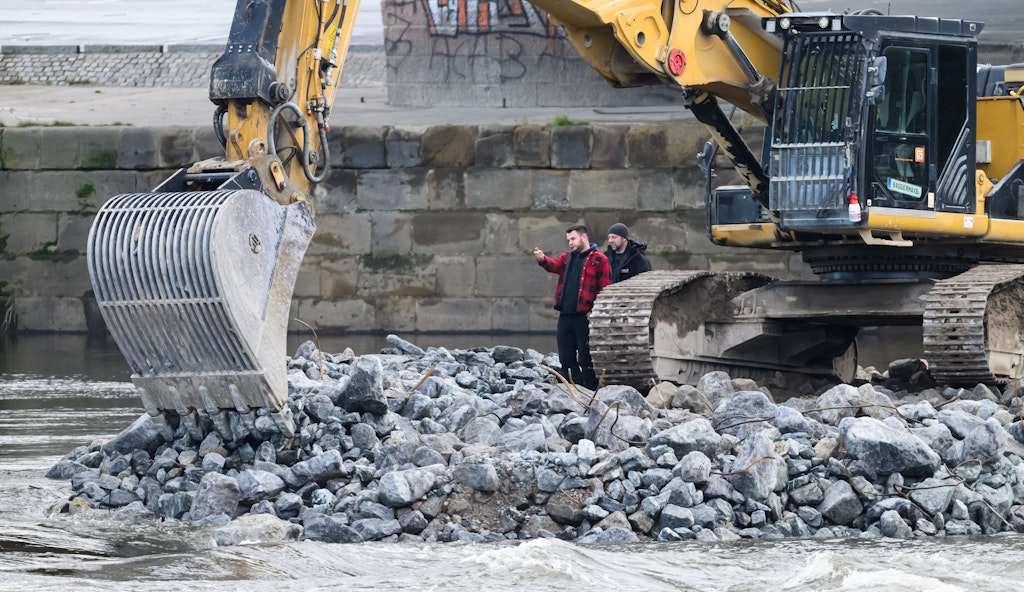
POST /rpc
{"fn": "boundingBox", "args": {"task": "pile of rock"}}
[48,335,1024,545]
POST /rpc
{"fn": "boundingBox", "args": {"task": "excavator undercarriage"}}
[590,265,1024,392]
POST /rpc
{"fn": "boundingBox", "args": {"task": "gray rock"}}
[937,408,988,439]
[379,467,437,507]
[351,517,404,541]
[413,446,446,467]
[839,417,940,478]
[700,475,741,501]
[712,391,778,438]
[350,423,380,452]
[576,526,640,544]
[972,483,1012,534]
[157,491,194,519]
[274,492,304,519]
[789,480,825,506]
[341,356,389,415]
[498,423,546,452]
[898,400,937,422]
[696,371,735,409]
[909,473,954,514]
[646,418,723,459]
[286,449,348,488]
[399,509,428,534]
[857,385,898,421]
[402,393,437,420]
[728,432,786,502]
[909,423,955,457]
[773,405,826,437]
[189,472,240,522]
[101,414,173,455]
[305,394,336,423]
[944,417,1005,466]
[453,462,499,492]
[596,385,655,418]
[213,513,302,546]
[303,512,363,543]
[819,480,862,525]
[879,509,913,539]
[675,451,712,484]
[812,384,861,426]
[46,459,89,480]
[546,492,585,526]
[535,467,565,493]
[386,334,425,356]
[236,469,286,502]
[672,385,715,414]
[491,345,525,364]
[462,417,503,445]
[658,504,695,530]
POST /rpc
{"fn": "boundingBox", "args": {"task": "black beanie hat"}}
[608,223,629,239]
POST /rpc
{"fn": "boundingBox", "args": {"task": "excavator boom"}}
[87,0,359,433]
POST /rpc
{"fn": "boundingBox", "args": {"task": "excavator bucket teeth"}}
[87,189,314,416]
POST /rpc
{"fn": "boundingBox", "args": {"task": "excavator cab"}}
[764,14,979,232]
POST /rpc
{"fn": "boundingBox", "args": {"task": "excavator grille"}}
[87,189,314,418]
[770,32,865,215]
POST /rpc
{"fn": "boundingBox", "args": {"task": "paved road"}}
[0,0,383,47]
[1,0,1017,46]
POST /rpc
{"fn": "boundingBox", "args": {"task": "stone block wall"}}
[0,121,808,336]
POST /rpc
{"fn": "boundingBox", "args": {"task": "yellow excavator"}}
[517,0,1024,390]
[87,0,359,434]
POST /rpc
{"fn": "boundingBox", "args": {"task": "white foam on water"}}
[841,568,965,591]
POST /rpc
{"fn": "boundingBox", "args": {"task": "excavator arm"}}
[87,0,359,436]
[527,0,792,202]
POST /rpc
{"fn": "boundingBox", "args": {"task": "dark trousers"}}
[556,312,597,390]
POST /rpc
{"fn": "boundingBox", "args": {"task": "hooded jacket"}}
[605,239,652,283]
[538,243,611,314]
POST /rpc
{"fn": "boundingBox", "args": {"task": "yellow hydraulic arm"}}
[207,0,361,206]
[86,0,360,436]
[529,0,789,118]
[526,0,792,201]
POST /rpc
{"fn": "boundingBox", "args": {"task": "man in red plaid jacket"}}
[533,224,612,390]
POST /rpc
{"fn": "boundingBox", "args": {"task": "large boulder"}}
[838,417,941,478]
[646,418,723,459]
[818,480,862,525]
[378,467,438,507]
[712,391,778,439]
[189,472,240,522]
[727,432,786,501]
[340,356,388,415]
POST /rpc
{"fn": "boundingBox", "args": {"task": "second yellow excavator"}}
[87,0,360,435]
[522,0,1024,390]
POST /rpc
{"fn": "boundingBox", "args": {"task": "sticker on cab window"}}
[887,177,923,198]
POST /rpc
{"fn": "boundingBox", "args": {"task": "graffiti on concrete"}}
[421,0,558,38]
[385,0,571,84]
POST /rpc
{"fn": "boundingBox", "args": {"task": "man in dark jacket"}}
[534,224,611,390]
[605,223,652,283]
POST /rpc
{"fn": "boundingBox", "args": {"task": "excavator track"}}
[923,264,1024,385]
[590,271,712,390]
